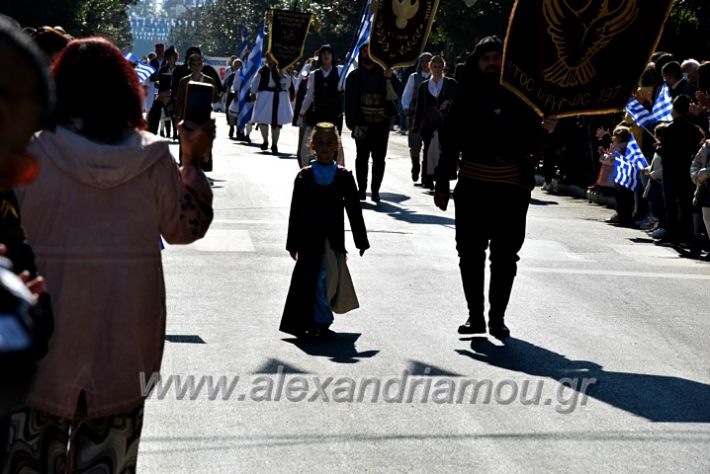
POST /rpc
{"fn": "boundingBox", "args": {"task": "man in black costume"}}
[344,44,402,202]
[435,36,556,338]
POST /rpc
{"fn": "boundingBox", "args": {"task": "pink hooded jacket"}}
[15,126,212,419]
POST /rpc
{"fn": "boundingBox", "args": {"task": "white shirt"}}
[428,77,443,98]
[401,71,431,110]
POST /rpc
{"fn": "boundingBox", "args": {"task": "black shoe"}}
[371,192,381,203]
[228,126,234,139]
[489,322,510,339]
[358,191,366,201]
[303,326,335,339]
[411,166,420,183]
[271,145,279,154]
[458,318,487,335]
[260,142,269,151]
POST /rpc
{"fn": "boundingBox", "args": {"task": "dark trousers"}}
[355,122,390,194]
[648,180,666,227]
[147,100,165,135]
[614,186,635,223]
[454,179,530,323]
[663,173,693,241]
[0,417,7,469]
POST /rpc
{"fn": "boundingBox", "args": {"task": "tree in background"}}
[0,0,136,50]
[167,0,361,62]
[430,0,514,58]
[658,0,710,60]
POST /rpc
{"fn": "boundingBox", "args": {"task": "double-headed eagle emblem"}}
[392,0,420,29]
[543,0,638,88]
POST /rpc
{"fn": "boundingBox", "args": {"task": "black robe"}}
[280,166,369,336]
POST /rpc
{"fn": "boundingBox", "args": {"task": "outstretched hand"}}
[177,119,216,167]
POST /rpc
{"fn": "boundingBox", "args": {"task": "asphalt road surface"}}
[137,116,710,473]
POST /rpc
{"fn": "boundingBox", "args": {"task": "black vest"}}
[257,66,284,92]
[307,68,343,126]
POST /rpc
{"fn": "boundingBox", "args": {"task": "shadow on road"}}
[361,196,455,226]
[456,337,710,423]
[283,333,379,364]
[530,198,560,206]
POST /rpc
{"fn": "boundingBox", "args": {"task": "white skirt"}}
[251,90,293,125]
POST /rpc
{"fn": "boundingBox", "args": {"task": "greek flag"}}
[651,83,673,122]
[625,83,674,128]
[625,98,653,127]
[135,63,156,82]
[239,26,249,59]
[613,135,648,191]
[124,52,156,83]
[338,0,373,90]
[237,25,265,131]
[123,51,139,63]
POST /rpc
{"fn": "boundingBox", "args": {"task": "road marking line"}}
[521,239,592,262]
[522,267,710,280]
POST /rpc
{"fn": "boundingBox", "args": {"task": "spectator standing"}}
[3,37,213,473]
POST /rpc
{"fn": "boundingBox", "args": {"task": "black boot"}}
[488,261,517,339]
[458,253,486,334]
[411,153,420,183]
[229,125,234,139]
[458,317,487,335]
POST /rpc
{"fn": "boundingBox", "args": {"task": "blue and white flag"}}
[238,26,249,59]
[237,24,265,131]
[123,51,139,63]
[651,82,673,122]
[613,135,648,191]
[124,52,155,82]
[624,97,654,128]
[338,1,373,90]
[625,83,674,128]
[135,63,156,82]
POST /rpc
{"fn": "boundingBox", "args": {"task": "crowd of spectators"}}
[538,52,710,260]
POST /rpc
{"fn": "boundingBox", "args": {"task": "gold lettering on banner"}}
[392,0,420,29]
[509,60,627,114]
[543,0,638,88]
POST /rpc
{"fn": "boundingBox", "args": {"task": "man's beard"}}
[484,66,501,76]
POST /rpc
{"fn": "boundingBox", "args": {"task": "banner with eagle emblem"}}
[501,0,675,118]
[369,0,441,69]
[266,9,319,73]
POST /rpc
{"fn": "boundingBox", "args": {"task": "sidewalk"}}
[534,174,615,208]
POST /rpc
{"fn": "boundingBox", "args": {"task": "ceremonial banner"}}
[502,0,675,118]
[369,0,441,69]
[266,9,318,72]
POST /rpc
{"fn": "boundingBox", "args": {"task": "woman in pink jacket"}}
[3,38,214,473]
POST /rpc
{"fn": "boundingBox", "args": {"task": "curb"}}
[534,175,615,208]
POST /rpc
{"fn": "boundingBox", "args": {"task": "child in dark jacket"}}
[280,122,370,338]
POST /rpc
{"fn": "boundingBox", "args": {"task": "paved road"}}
[138,116,710,473]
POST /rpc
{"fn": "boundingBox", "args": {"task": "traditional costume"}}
[280,124,370,337]
[250,64,294,153]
